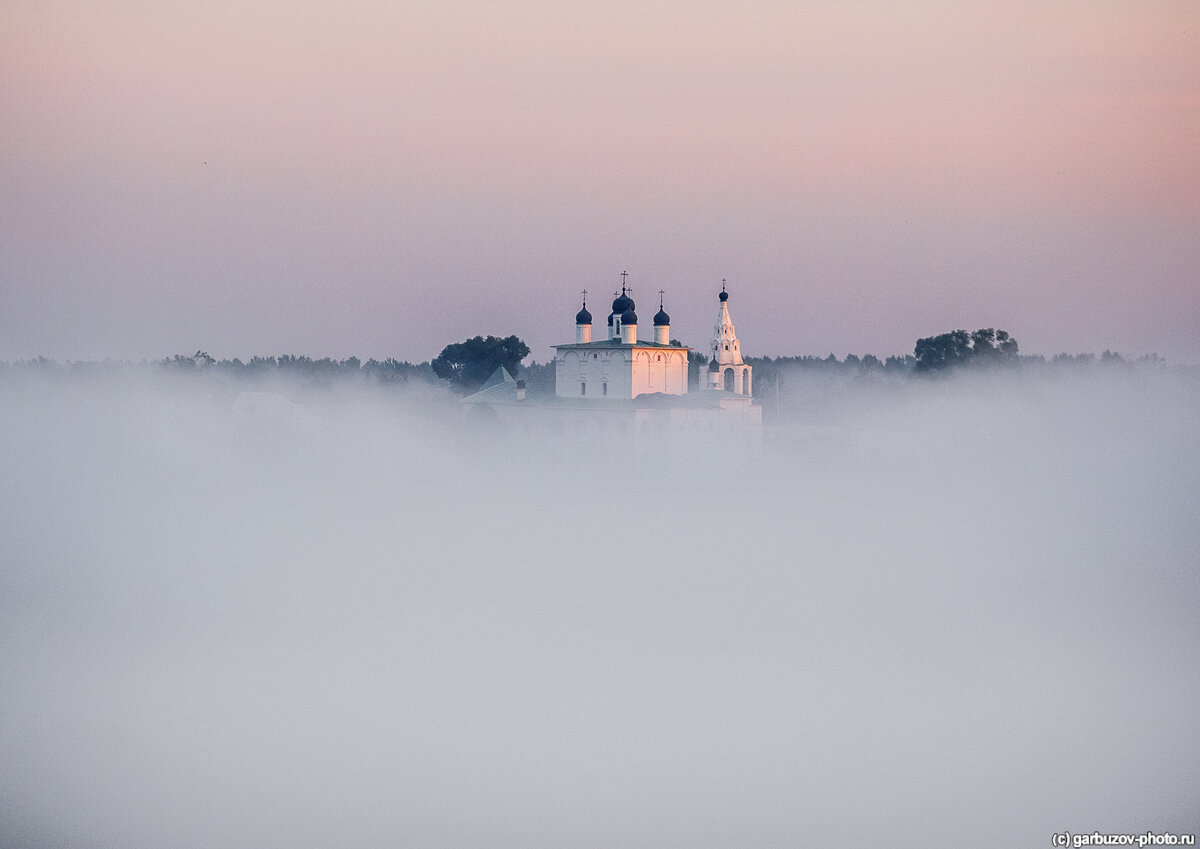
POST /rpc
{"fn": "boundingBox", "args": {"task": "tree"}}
[163,350,214,370]
[914,328,1018,372]
[969,328,1018,359]
[914,330,972,372]
[431,335,530,393]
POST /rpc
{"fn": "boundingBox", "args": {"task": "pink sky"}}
[2,0,1198,363]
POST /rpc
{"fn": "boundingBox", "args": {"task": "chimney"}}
[516,379,526,401]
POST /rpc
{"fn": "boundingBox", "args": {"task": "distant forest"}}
[1,353,435,385]
[0,327,1179,398]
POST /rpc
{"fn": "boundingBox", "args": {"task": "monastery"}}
[463,276,761,446]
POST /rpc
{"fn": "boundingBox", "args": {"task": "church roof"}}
[463,377,555,405]
[552,339,689,351]
[477,365,516,389]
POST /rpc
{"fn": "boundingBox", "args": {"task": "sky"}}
[2,0,1198,364]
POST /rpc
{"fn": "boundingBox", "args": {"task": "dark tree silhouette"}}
[914,328,1018,372]
[431,335,530,392]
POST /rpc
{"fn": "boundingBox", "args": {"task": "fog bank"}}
[2,367,1197,847]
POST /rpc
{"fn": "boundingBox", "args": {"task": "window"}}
[593,353,598,359]
[725,345,729,351]
[580,382,586,396]
[602,383,608,396]
[656,355,661,361]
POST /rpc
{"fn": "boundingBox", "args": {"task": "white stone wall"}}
[556,346,687,399]
[632,348,687,396]
[555,348,632,398]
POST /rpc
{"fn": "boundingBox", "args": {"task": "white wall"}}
[557,346,686,399]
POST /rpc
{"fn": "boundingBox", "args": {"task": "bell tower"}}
[704,280,752,396]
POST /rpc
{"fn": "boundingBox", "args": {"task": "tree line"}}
[1,328,1173,393]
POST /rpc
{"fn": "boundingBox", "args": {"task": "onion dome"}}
[653,293,670,326]
[612,287,634,314]
[576,305,592,324]
[708,359,720,372]
[620,307,637,325]
[607,312,614,327]
[718,288,729,302]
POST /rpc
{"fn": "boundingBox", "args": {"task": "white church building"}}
[551,283,689,399]
[462,275,761,448]
[550,277,752,402]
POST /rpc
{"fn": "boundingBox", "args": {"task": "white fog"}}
[1,364,1198,847]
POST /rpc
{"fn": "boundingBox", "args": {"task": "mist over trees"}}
[157,351,434,384]
[0,327,1178,408]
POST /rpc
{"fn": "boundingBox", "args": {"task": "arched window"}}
[580,381,586,396]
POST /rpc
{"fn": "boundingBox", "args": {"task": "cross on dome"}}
[575,288,592,325]
[653,289,671,327]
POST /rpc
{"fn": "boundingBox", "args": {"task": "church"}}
[550,277,752,402]
[550,280,688,399]
[462,275,761,446]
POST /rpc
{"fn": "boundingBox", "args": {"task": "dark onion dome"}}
[620,308,637,325]
[612,289,634,314]
[653,306,670,326]
[708,359,720,372]
[607,312,614,326]
[575,305,592,324]
[718,288,729,302]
